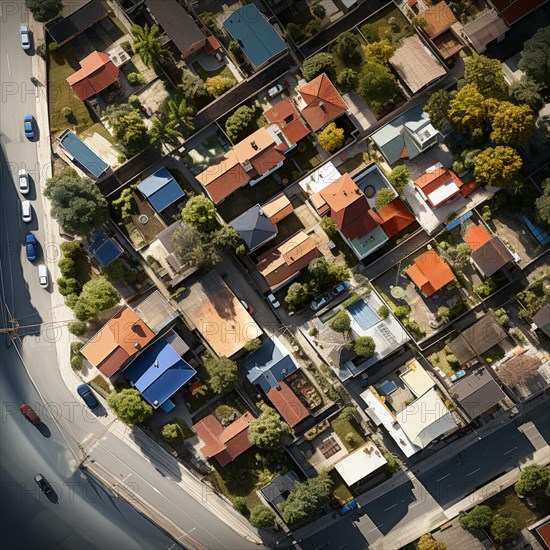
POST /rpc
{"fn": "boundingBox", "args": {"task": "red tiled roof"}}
[267,382,309,427]
[460,180,478,197]
[203,35,221,55]
[420,1,457,37]
[297,73,348,132]
[413,164,465,208]
[250,146,286,176]
[463,224,491,251]
[377,198,415,237]
[66,51,119,101]
[264,98,310,145]
[406,249,456,297]
[490,0,547,24]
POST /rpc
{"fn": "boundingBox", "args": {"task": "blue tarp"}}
[347,301,380,331]
[138,167,185,212]
[125,338,196,408]
[87,233,123,266]
[522,215,550,246]
[59,130,109,178]
[447,210,473,231]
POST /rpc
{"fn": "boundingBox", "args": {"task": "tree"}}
[305,18,322,38]
[206,76,234,98]
[179,69,207,101]
[320,216,338,236]
[474,146,522,187]
[514,464,550,499]
[166,96,196,130]
[225,105,256,142]
[44,169,108,236]
[411,16,428,30]
[447,84,489,136]
[452,148,482,174]
[437,306,451,323]
[494,308,510,327]
[149,116,181,147]
[286,23,304,43]
[72,278,120,321]
[459,505,494,531]
[199,11,219,33]
[444,243,472,270]
[490,102,535,146]
[233,497,248,515]
[357,62,397,104]
[248,406,291,450]
[57,277,82,296]
[131,24,172,68]
[354,336,376,357]
[107,389,153,425]
[386,165,410,194]
[26,0,62,22]
[302,52,335,81]
[539,115,550,144]
[203,355,237,394]
[311,3,326,19]
[68,321,86,336]
[334,32,361,64]
[374,188,395,210]
[463,54,508,99]
[417,533,446,550]
[104,104,149,156]
[285,282,310,312]
[490,515,520,544]
[363,39,395,65]
[161,423,184,444]
[336,68,357,93]
[281,471,333,525]
[329,310,351,335]
[424,89,454,131]
[180,195,219,233]
[244,338,261,352]
[249,505,276,529]
[509,78,544,112]
[317,123,345,153]
[535,179,550,227]
[519,26,550,88]
[377,305,389,319]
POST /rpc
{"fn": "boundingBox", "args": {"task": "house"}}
[223,4,286,70]
[264,98,310,148]
[295,74,348,132]
[131,290,180,335]
[87,231,123,266]
[490,0,549,25]
[66,51,120,102]
[311,173,388,260]
[255,231,321,291]
[496,351,550,399]
[418,1,464,60]
[389,36,446,94]
[193,412,255,466]
[259,472,300,517]
[412,163,466,209]
[461,9,509,53]
[463,224,514,277]
[333,441,387,487]
[184,271,262,357]
[405,250,456,297]
[298,161,342,196]
[47,0,107,45]
[370,105,440,166]
[229,205,278,252]
[376,199,415,238]
[146,0,207,59]
[80,307,155,377]
[138,168,185,213]
[532,304,550,337]
[266,382,310,427]
[124,333,196,411]
[399,359,435,397]
[58,130,109,179]
[452,367,506,420]
[261,194,293,225]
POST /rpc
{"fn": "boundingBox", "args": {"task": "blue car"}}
[24,114,35,139]
[337,500,358,516]
[25,233,37,261]
[332,281,351,297]
[77,384,99,409]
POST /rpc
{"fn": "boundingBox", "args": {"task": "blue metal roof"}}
[447,210,473,230]
[138,167,185,212]
[522,215,550,246]
[125,338,196,408]
[59,130,109,178]
[229,205,277,251]
[347,301,380,331]
[223,5,286,69]
[87,233,123,266]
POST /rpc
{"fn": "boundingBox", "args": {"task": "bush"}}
[71,354,83,370]
[386,165,410,194]
[225,105,255,142]
[71,341,84,355]
[490,515,520,544]
[336,68,357,93]
[305,18,321,38]
[437,306,451,323]
[417,533,446,550]
[361,23,379,43]
[128,95,141,109]
[161,423,185,444]
[374,188,395,210]
[48,41,58,52]
[120,41,133,55]
[383,451,401,475]
[249,505,276,529]
[338,406,357,422]
[233,496,248,515]
[446,354,459,368]
[302,52,335,81]
[286,23,304,42]
[459,505,494,531]
[61,106,72,119]
[311,3,326,18]
[58,257,76,278]
[57,277,81,297]
[127,72,146,86]
[244,338,262,352]
[320,216,338,236]
[205,76,234,98]
[215,405,238,424]
[394,305,411,320]
[475,278,497,297]
[445,399,456,412]
[318,122,344,153]
[309,327,318,337]
[68,321,86,336]
[494,308,509,327]
[377,305,389,319]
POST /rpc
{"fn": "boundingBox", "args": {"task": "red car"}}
[20,404,40,425]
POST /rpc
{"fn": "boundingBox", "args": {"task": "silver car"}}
[19,169,30,195]
[20,25,31,50]
[21,200,32,223]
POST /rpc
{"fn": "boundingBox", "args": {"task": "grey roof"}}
[229,204,277,251]
[259,471,300,510]
[156,220,198,279]
[462,8,509,51]
[131,290,180,334]
[532,304,550,337]
[47,0,107,45]
[471,237,514,277]
[452,367,506,419]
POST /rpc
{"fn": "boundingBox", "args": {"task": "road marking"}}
[467,468,481,477]
[368,525,383,533]
[436,473,451,482]
[384,503,399,511]
[5,54,10,76]
[504,446,518,455]
[121,473,132,483]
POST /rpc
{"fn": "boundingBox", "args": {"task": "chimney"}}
[251,141,258,150]
[318,101,326,112]
[154,360,159,368]
[134,343,141,350]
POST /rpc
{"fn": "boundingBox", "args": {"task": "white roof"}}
[298,161,341,195]
[427,179,460,207]
[396,388,457,449]
[400,359,435,398]
[334,441,387,486]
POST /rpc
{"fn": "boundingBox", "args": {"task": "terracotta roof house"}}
[419,1,464,60]
[193,412,254,466]
[463,225,514,277]
[313,173,388,260]
[80,307,155,377]
[490,0,549,25]
[389,36,446,94]
[264,98,310,147]
[255,231,321,291]
[413,162,466,209]
[66,51,120,101]
[406,249,456,297]
[261,194,293,225]
[266,382,309,427]
[47,0,107,45]
[295,74,348,132]
[376,198,415,238]
[461,8,509,53]
[146,0,207,59]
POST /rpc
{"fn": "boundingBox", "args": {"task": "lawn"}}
[331,416,366,452]
[191,61,236,84]
[80,122,120,150]
[360,5,410,44]
[338,152,366,175]
[483,487,544,528]
[427,347,457,376]
[288,139,322,172]
[329,469,354,505]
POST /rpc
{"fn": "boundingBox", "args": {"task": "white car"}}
[19,169,30,195]
[38,264,49,288]
[267,293,280,309]
[267,84,283,98]
[20,25,31,50]
[21,200,32,223]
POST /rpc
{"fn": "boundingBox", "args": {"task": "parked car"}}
[359,372,370,388]
[267,84,283,98]
[34,474,54,496]
[77,384,99,409]
[337,500,358,516]
[240,299,254,314]
[21,200,32,223]
[267,293,280,309]
[25,233,37,261]
[18,169,30,195]
[23,114,35,139]
[20,25,31,50]
[332,281,351,297]
[20,404,40,425]
[310,293,332,311]
[37,264,48,288]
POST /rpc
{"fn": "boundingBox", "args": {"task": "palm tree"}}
[130,24,172,68]
[149,117,182,148]
[166,97,196,130]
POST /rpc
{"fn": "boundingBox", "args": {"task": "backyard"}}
[329,469,354,505]
[359,4,410,43]
[331,414,367,452]
[191,61,236,84]
[482,487,545,529]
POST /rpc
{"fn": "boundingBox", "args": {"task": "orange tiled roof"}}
[264,98,310,145]
[203,35,221,55]
[377,198,415,237]
[66,51,119,101]
[267,382,309,427]
[406,249,456,297]
[80,307,155,377]
[261,193,293,224]
[463,224,491,251]
[420,1,457,37]
[413,164,464,208]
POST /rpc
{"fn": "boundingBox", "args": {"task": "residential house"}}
[261,193,293,225]
[532,304,550,337]
[389,35,446,94]
[223,4,287,70]
[298,161,342,196]
[146,0,207,59]
[418,1,464,60]
[461,8,509,53]
[80,306,155,377]
[138,167,186,213]
[58,130,109,179]
[490,0,549,25]
[412,163,467,209]
[66,51,120,102]
[400,358,436,398]
[86,231,123,266]
[370,105,440,166]
[496,351,550,399]
[294,74,348,132]
[376,199,416,238]
[405,249,456,297]
[333,441,387,488]
[193,412,255,466]
[255,231,321,291]
[47,0,107,45]
[462,224,514,277]
[264,98,311,148]
[131,289,180,335]
[259,472,300,518]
